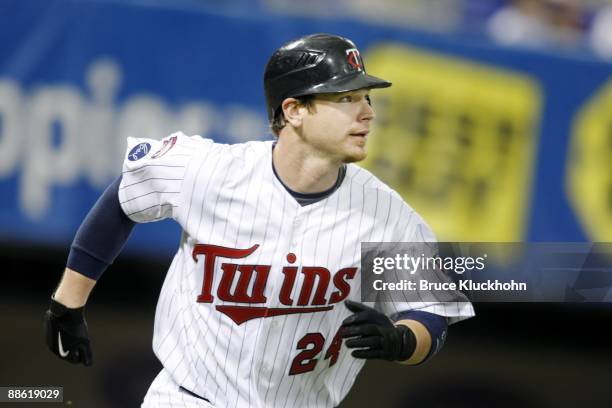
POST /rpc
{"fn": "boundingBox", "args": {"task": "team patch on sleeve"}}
[127,142,152,161]
[151,135,178,159]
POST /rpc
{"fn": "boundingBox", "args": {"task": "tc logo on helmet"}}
[346,49,364,71]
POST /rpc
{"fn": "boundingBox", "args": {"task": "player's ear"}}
[281,98,305,127]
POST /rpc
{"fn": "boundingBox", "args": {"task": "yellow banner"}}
[363,44,542,242]
[568,80,612,241]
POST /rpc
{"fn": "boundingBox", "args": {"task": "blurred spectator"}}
[263,0,462,32]
[487,0,585,48]
[589,4,612,59]
[487,0,553,47]
[545,0,585,46]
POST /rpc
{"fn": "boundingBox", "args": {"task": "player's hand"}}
[341,300,416,362]
[43,298,93,366]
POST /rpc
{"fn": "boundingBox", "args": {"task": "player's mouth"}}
[349,130,369,138]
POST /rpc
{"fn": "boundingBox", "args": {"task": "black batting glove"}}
[341,300,416,362]
[44,298,93,366]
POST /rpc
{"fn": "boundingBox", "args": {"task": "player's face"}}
[301,89,375,163]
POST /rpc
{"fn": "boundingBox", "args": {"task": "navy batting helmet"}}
[263,33,392,123]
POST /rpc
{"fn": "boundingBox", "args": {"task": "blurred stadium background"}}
[1,0,611,406]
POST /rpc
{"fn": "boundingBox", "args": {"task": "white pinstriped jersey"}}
[118,132,474,408]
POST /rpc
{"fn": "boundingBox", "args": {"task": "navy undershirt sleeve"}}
[66,176,135,280]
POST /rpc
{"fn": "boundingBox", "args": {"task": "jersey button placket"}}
[291,216,302,249]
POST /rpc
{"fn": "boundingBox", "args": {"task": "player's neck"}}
[272,136,342,194]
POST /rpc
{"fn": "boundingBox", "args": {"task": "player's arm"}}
[341,300,447,365]
[44,176,136,366]
[46,133,198,366]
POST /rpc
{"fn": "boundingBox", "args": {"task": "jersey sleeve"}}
[376,202,476,324]
[118,132,200,223]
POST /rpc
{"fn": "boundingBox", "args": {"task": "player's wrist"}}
[51,291,85,311]
[52,268,95,308]
[394,324,417,362]
[394,320,431,365]
[49,297,85,321]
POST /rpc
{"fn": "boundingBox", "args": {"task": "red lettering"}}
[192,244,259,303]
[329,267,357,304]
[217,264,269,303]
[216,305,332,325]
[298,267,330,306]
[290,328,344,375]
[192,243,357,314]
[289,333,325,375]
[324,327,343,366]
[279,266,298,306]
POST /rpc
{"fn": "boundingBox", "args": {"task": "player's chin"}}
[341,147,367,163]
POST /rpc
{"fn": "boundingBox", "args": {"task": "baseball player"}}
[44,33,474,407]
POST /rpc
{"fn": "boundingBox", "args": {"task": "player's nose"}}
[359,99,375,122]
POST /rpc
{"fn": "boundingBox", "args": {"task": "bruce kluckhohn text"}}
[372,279,527,292]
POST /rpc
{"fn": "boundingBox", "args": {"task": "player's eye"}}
[338,95,353,102]
[365,95,372,106]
